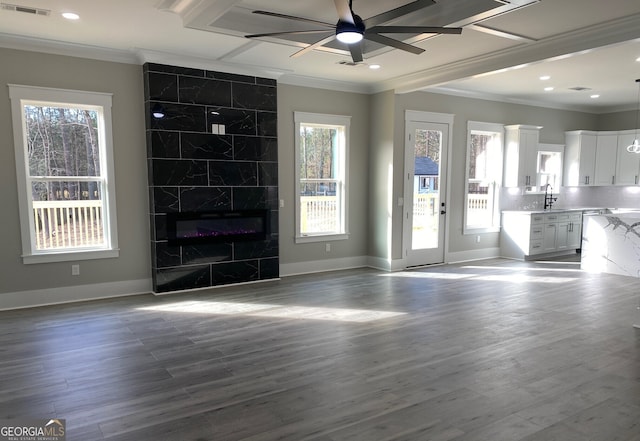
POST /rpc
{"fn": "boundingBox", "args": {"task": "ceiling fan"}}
[245,0,463,63]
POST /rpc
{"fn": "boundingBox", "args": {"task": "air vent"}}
[569,86,592,91]
[1,3,50,16]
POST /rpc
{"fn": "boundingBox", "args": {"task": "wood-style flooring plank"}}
[0,258,639,441]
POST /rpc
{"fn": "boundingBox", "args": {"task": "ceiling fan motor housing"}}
[336,14,365,43]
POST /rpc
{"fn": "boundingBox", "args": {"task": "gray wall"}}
[1,46,636,303]
[277,84,370,269]
[0,47,150,297]
[368,91,396,263]
[597,110,638,131]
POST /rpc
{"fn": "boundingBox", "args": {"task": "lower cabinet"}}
[501,210,582,259]
[543,222,557,253]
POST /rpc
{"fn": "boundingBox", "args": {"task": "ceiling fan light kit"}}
[335,16,364,44]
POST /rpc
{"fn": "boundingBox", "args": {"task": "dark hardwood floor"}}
[1,258,640,440]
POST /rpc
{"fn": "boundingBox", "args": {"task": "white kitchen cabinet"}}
[564,129,640,187]
[566,215,582,249]
[556,212,582,250]
[563,131,596,186]
[594,132,618,186]
[615,131,640,185]
[500,212,544,257]
[503,125,541,188]
[501,210,582,259]
[542,221,557,252]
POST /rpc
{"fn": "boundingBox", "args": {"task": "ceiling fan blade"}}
[291,35,337,58]
[349,43,363,63]
[252,10,335,28]
[334,0,355,24]
[364,0,436,28]
[246,30,333,39]
[364,33,425,55]
[368,26,463,35]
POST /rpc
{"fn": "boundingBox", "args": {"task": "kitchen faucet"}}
[544,184,558,210]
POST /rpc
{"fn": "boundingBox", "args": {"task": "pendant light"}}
[626,78,640,153]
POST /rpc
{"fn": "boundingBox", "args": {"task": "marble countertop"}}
[582,211,640,277]
[502,207,607,214]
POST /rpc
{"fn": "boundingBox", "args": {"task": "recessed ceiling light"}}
[539,75,551,81]
[636,56,640,62]
[369,64,381,70]
[544,87,554,92]
[590,94,600,99]
[62,11,79,20]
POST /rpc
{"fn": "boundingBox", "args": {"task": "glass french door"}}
[404,117,450,267]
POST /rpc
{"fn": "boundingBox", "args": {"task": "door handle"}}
[440,210,446,215]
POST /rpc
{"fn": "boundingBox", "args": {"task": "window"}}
[536,144,563,191]
[464,121,504,233]
[294,112,349,242]
[9,85,118,264]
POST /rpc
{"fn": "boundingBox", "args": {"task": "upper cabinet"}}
[563,131,596,186]
[503,125,541,188]
[594,132,617,186]
[615,131,640,185]
[564,129,640,187]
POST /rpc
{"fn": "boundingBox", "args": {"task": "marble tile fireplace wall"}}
[143,63,279,293]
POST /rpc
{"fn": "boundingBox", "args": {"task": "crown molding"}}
[0,32,139,64]
[134,48,290,79]
[277,73,373,94]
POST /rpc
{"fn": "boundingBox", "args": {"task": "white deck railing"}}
[298,193,493,236]
[300,196,337,234]
[32,200,104,249]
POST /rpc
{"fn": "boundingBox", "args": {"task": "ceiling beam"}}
[383,12,640,94]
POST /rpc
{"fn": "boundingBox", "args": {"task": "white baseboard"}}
[0,278,153,311]
[280,256,369,277]
[446,247,501,263]
[366,256,407,272]
[1,249,502,310]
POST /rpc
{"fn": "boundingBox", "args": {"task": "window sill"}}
[463,227,500,235]
[23,248,120,265]
[295,233,349,244]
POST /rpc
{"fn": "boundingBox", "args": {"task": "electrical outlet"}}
[325,243,331,252]
[71,264,80,276]
[476,235,481,243]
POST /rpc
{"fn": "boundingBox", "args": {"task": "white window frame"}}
[294,111,349,243]
[464,121,504,234]
[9,84,119,264]
[535,143,564,192]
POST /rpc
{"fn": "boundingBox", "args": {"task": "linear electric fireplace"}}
[167,210,268,246]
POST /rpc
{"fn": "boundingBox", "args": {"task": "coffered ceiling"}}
[1,0,639,113]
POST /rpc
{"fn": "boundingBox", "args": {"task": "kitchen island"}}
[581,210,640,277]
[501,209,584,259]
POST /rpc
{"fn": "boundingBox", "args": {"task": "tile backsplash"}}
[501,186,640,211]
